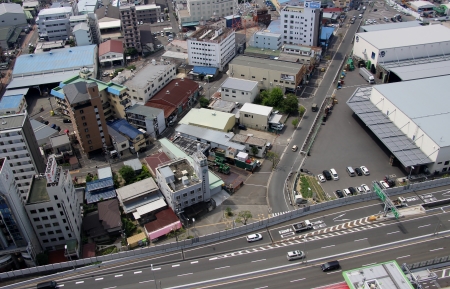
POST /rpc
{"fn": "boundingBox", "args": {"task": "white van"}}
[330,168,339,181]
[363,6,366,10]
[358,14,363,18]
[346,166,356,177]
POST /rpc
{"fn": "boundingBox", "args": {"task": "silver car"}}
[246,233,263,242]
[287,250,305,261]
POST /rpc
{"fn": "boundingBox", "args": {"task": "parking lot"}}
[301,66,404,199]
[358,1,416,25]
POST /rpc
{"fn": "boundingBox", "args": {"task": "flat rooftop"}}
[360,21,421,32]
[27,177,50,204]
[221,77,258,91]
[0,114,26,131]
[231,134,267,147]
[176,124,245,151]
[189,26,234,44]
[229,55,302,74]
[116,177,159,203]
[157,159,200,192]
[208,98,236,112]
[0,94,23,110]
[119,63,173,89]
[241,103,273,116]
[172,135,210,155]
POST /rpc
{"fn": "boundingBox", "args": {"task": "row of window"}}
[39,229,62,236]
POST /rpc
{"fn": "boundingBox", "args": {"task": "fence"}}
[2,177,450,283]
[406,255,450,270]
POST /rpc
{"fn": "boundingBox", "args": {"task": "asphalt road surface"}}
[50,209,450,289]
[268,11,363,214]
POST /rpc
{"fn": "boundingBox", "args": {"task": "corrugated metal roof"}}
[126,104,163,118]
[360,21,421,32]
[0,94,23,109]
[388,60,450,81]
[8,70,80,89]
[107,125,127,143]
[85,177,116,204]
[179,108,235,131]
[192,66,218,75]
[30,119,58,141]
[229,55,301,74]
[241,103,272,116]
[221,77,258,91]
[108,119,143,140]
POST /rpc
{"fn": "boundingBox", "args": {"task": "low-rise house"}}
[125,104,166,138]
[99,39,124,67]
[123,158,142,174]
[0,93,27,115]
[230,134,267,158]
[107,119,147,153]
[179,108,235,132]
[85,177,116,204]
[143,208,181,242]
[220,78,259,104]
[82,199,121,242]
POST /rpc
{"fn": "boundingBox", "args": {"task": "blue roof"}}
[321,27,335,40]
[267,20,281,34]
[107,119,142,140]
[85,177,116,204]
[13,45,97,76]
[192,66,218,75]
[0,94,23,109]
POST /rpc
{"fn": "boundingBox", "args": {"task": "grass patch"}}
[297,174,328,203]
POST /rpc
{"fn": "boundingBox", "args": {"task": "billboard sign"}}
[305,1,321,9]
[280,74,295,82]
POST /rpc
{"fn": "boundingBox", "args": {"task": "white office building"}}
[0,158,41,270]
[156,145,210,212]
[220,77,259,104]
[250,31,282,50]
[113,61,176,103]
[37,7,74,41]
[25,156,82,255]
[0,114,45,201]
[280,1,322,47]
[177,0,234,25]
[187,27,235,71]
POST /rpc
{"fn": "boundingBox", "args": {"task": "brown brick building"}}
[63,82,111,157]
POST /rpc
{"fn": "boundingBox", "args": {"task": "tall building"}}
[25,156,82,255]
[61,76,111,156]
[280,1,322,47]
[0,114,45,201]
[135,4,161,24]
[37,7,74,41]
[0,158,41,271]
[119,4,141,52]
[187,26,236,71]
[156,144,210,213]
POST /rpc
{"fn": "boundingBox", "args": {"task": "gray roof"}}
[3,88,29,96]
[360,21,421,32]
[221,77,258,91]
[107,125,127,143]
[123,158,142,171]
[229,55,302,74]
[49,134,70,147]
[387,60,450,81]
[73,22,89,32]
[175,124,245,150]
[116,178,159,203]
[0,3,24,15]
[0,113,26,131]
[98,167,112,180]
[8,70,80,89]
[95,4,120,20]
[30,119,58,140]
[64,82,91,104]
[347,86,433,167]
[123,64,173,89]
[356,25,450,50]
[126,104,163,118]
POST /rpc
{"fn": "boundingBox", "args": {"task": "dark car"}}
[43,120,49,125]
[63,118,72,123]
[321,260,340,272]
[37,280,57,289]
[391,17,397,22]
[55,126,61,132]
[354,167,363,176]
[348,187,357,195]
[50,124,56,129]
[335,190,344,198]
[322,170,332,180]
[373,8,377,11]
[238,124,247,130]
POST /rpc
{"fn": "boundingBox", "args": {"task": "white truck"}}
[292,220,313,232]
[359,67,375,84]
[392,196,407,208]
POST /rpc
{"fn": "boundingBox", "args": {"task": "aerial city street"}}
[0,0,449,288]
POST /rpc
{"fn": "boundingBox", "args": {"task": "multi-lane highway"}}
[51,206,449,289]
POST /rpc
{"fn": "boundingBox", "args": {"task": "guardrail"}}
[2,177,450,284]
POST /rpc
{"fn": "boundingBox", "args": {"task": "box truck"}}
[359,67,375,84]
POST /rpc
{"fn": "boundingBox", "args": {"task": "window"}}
[81,116,86,120]
[65,226,69,231]
[36,225,43,229]
[86,134,90,139]
[88,140,92,144]
[30,210,37,214]
[443,167,448,172]
[56,230,62,234]
[50,238,57,242]
[198,196,202,200]
[89,146,94,150]
[52,222,58,226]
[121,144,126,148]
[58,237,64,241]
[43,239,49,243]
[54,195,58,200]
[80,110,84,114]
[184,201,188,205]
[68,234,72,238]
[85,128,89,132]
[45,224,51,228]
[182,193,187,197]
[191,198,195,202]
[371,52,376,59]
[50,215,56,219]
[42,216,48,220]
[47,207,54,212]
[176,196,180,200]
[83,122,87,126]
[33,217,40,222]
[445,161,450,165]
[38,208,45,213]
[190,190,195,195]
[47,231,54,235]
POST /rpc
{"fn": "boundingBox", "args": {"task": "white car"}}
[361,184,371,193]
[356,186,364,194]
[330,168,339,181]
[343,188,351,196]
[372,19,377,23]
[379,180,390,189]
[360,166,370,175]
[246,233,263,242]
[287,250,305,261]
[317,174,326,183]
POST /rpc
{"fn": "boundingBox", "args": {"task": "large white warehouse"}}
[347,75,450,175]
[352,25,450,72]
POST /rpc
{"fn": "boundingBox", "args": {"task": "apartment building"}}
[136,4,161,24]
[37,7,74,41]
[177,0,234,25]
[73,22,93,46]
[280,1,322,47]
[125,104,165,138]
[25,156,82,255]
[120,4,141,52]
[187,26,236,71]
[250,31,282,50]
[61,79,111,157]
[69,13,102,45]
[114,60,176,103]
[156,145,211,212]
[0,158,41,271]
[0,114,45,201]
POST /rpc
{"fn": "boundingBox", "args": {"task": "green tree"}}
[262,87,283,107]
[85,174,93,183]
[113,172,120,188]
[119,165,135,185]
[258,90,270,104]
[282,94,299,114]
[199,96,210,108]
[126,65,136,70]
[225,207,233,217]
[36,252,49,266]
[135,165,151,182]
[125,47,138,56]
[235,210,252,225]
[266,151,280,169]
[121,218,136,236]
[299,105,306,117]
[292,118,299,127]
[251,146,259,156]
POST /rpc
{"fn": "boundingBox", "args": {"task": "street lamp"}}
[47,97,54,113]
[65,245,75,270]
[408,165,415,180]
[151,264,158,288]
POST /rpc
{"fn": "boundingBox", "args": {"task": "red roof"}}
[99,39,124,56]
[82,243,96,258]
[144,208,179,233]
[145,78,199,118]
[144,152,171,176]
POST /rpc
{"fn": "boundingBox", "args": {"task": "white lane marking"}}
[58,285,65,287]
[75,281,84,284]
[290,278,306,282]
[322,245,335,248]
[134,271,142,274]
[139,280,154,283]
[178,273,193,277]
[387,231,400,235]
[254,287,268,289]
[442,269,447,278]
[172,264,180,267]
[104,287,116,289]
[191,261,198,264]
[396,255,410,259]
[418,224,431,228]
[115,274,123,277]
[362,263,377,267]
[95,278,104,281]
[355,238,368,242]
[215,266,230,270]
[430,248,443,252]
[252,259,266,263]
[209,257,218,261]
[327,270,342,275]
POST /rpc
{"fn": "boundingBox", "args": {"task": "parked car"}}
[50,124,56,129]
[238,124,247,130]
[63,119,71,123]
[360,166,370,175]
[330,168,339,181]
[361,184,371,193]
[348,187,357,195]
[317,174,326,183]
[335,190,344,198]
[246,233,262,242]
[323,170,332,180]
[55,126,61,132]
[379,180,390,189]
[356,186,364,194]
[354,167,363,176]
